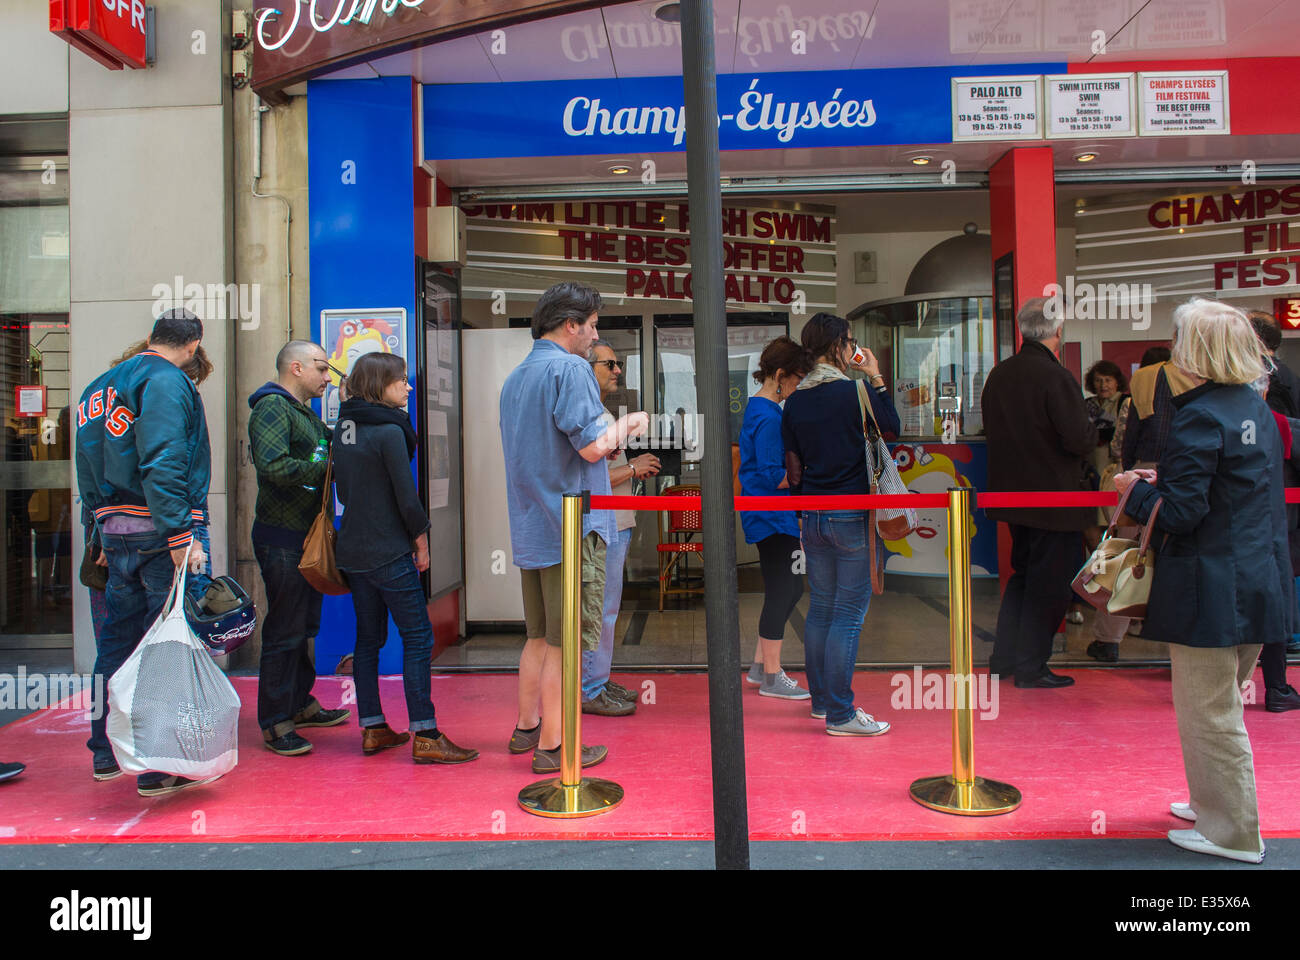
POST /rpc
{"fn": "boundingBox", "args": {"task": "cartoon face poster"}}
[319,308,407,423]
[880,442,997,578]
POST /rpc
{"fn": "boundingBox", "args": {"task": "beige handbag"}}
[1071,485,1161,617]
[298,448,350,596]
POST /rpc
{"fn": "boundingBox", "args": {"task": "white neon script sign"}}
[256,0,426,52]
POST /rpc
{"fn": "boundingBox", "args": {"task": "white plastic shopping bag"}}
[107,544,241,778]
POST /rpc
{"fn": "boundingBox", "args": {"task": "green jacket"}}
[248,382,330,548]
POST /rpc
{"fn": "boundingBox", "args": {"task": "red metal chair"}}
[657,483,704,611]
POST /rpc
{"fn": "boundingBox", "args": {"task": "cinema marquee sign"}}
[250,0,607,103]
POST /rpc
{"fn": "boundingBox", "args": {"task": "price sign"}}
[952,76,1042,141]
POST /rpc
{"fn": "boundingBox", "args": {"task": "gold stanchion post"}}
[909,487,1022,816]
[518,492,624,818]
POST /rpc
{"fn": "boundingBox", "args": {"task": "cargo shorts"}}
[520,531,606,652]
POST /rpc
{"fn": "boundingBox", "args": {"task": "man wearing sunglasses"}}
[248,340,351,756]
[583,340,660,716]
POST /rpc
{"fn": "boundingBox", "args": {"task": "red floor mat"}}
[0,669,1297,844]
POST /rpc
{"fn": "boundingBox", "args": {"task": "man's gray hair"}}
[1018,296,1065,342]
[589,338,614,359]
[276,339,325,373]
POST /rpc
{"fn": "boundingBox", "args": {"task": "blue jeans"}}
[583,527,631,701]
[800,511,873,726]
[88,530,181,787]
[343,555,437,733]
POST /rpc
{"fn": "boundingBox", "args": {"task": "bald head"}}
[276,340,330,403]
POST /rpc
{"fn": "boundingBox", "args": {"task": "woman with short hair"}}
[781,313,899,735]
[1115,297,1292,863]
[740,335,814,700]
[333,352,478,765]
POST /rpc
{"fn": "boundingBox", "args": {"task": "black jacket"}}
[1127,382,1292,648]
[333,410,429,572]
[981,340,1098,530]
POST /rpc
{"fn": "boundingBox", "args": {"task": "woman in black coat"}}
[1115,298,1289,864]
[333,352,478,765]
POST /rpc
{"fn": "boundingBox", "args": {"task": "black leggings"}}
[757,533,805,640]
[1261,641,1287,690]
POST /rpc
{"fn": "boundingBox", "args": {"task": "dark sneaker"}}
[531,743,607,774]
[295,707,350,728]
[93,759,122,782]
[811,707,826,720]
[265,731,313,756]
[361,724,410,755]
[605,679,638,702]
[137,774,222,798]
[1086,640,1119,662]
[1266,684,1300,713]
[509,723,541,754]
[0,761,25,782]
[582,690,635,716]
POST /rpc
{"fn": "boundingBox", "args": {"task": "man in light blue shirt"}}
[500,282,647,774]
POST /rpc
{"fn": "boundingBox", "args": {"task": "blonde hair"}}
[1171,297,1266,386]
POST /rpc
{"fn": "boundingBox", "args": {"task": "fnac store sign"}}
[50,0,149,71]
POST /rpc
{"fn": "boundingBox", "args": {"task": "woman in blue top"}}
[782,313,900,736]
[740,336,814,699]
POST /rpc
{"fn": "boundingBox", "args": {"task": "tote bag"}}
[856,381,918,541]
[107,544,241,779]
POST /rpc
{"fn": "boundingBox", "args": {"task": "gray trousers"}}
[1169,643,1265,854]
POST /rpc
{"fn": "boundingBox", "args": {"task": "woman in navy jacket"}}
[1115,297,1291,864]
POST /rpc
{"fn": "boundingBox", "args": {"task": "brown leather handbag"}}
[298,449,350,595]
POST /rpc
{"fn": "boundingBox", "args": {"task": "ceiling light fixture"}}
[1075,152,1098,163]
[609,165,631,175]
[654,2,682,23]
[910,156,932,165]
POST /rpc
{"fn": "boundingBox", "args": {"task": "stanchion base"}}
[909,775,1022,816]
[517,777,625,819]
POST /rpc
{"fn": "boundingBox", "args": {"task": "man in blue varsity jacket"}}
[75,308,213,797]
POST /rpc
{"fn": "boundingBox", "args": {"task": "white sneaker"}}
[746,662,763,686]
[1167,829,1263,863]
[827,707,891,736]
[1066,609,1085,625]
[1170,801,1197,822]
[759,671,811,700]
[810,708,826,720]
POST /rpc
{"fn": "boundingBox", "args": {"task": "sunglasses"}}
[591,359,622,371]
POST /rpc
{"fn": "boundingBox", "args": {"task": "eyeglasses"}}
[591,359,622,371]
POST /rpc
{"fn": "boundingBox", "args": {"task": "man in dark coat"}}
[982,296,1097,688]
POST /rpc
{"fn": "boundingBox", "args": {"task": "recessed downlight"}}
[654,2,681,23]
[1075,152,1098,163]
[911,156,933,165]
[609,165,631,175]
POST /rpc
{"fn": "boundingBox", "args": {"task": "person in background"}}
[1069,360,1129,627]
[741,335,814,700]
[248,341,352,756]
[781,312,897,735]
[1086,347,1168,661]
[499,282,648,774]
[76,309,214,797]
[581,339,660,717]
[1248,309,1300,659]
[1244,314,1300,712]
[1114,297,1291,863]
[982,297,1095,689]
[333,352,477,765]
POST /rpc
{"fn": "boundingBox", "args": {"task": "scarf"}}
[337,397,418,459]
[796,362,850,391]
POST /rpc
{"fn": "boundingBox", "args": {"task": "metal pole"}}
[680,0,750,869]
[518,493,623,818]
[909,487,1021,815]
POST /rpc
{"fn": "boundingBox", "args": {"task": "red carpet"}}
[0,669,1297,844]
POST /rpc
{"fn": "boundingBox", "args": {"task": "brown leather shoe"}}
[509,723,541,754]
[361,724,410,755]
[412,730,479,764]
[531,743,607,774]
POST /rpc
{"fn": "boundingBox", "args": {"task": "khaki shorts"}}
[520,531,606,651]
